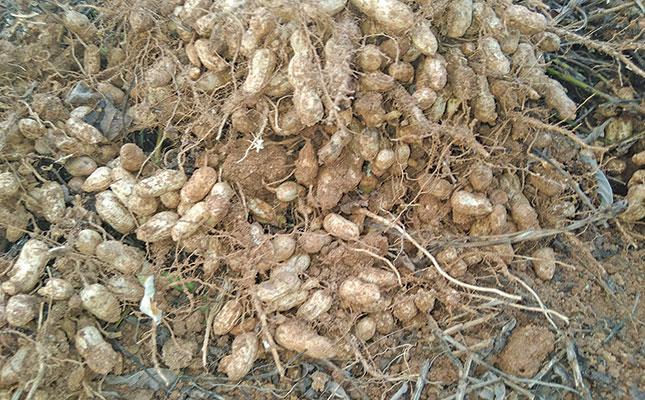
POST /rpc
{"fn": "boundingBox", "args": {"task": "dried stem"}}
[511,113,607,153]
[358,209,522,302]
[549,26,645,79]
[251,293,284,378]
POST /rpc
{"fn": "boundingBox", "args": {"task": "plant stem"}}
[546,67,618,103]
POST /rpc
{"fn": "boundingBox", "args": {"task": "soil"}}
[0,1,644,400]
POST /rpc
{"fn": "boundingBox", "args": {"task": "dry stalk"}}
[549,26,645,79]
[151,324,171,387]
[529,149,595,212]
[455,354,474,400]
[348,335,390,381]
[202,304,217,369]
[318,359,370,400]
[250,292,284,378]
[443,313,496,336]
[563,231,640,333]
[429,200,627,250]
[25,305,47,400]
[468,292,569,323]
[566,337,593,400]
[509,272,563,328]
[614,220,640,249]
[451,338,494,357]
[349,247,402,287]
[411,359,431,400]
[510,113,608,153]
[426,314,463,371]
[441,377,502,400]
[528,349,565,389]
[435,323,579,396]
[358,209,522,302]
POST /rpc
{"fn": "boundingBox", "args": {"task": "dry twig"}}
[549,26,645,79]
[359,209,522,302]
[251,293,285,378]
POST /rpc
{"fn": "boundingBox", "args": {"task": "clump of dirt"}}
[0,0,644,399]
[497,324,555,378]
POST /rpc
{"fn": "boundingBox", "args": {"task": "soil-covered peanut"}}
[299,231,332,254]
[323,213,360,241]
[80,284,121,323]
[136,211,179,242]
[106,274,144,302]
[355,316,377,341]
[119,143,147,172]
[75,326,120,375]
[297,290,333,321]
[275,321,337,359]
[135,169,187,198]
[38,278,74,300]
[218,333,258,380]
[206,182,235,222]
[256,268,301,304]
[82,167,112,192]
[0,172,20,198]
[6,294,40,327]
[451,190,493,216]
[75,229,102,255]
[95,241,144,274]
[95,190,136,234]
[276,181,302,202]
[65,156,97,176]
[339,277,381,307]
[349,0,414,33]
[2,240,50,295]
[212,300,243,335]
[504,5,547,35]
[39,182,66,222]
[181,167,217,204]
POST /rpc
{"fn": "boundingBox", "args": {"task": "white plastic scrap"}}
[139,275,162,325]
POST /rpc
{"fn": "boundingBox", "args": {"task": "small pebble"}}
[532,247,556,280]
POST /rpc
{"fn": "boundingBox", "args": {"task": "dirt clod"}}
[498,324,555,378]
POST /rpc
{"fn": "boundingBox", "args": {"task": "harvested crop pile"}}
[0,0,644,399]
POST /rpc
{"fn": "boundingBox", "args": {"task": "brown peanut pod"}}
[135,169,187,198]
[212,300,243,335]
[66,117,106,144]
[218,332,258,380]
[80,284,121,323]
[75,229,102,255]
[275,321,337,359]
[323,213,359,241]
[95,190,136,234]
[1,240,50,295]
[205,182,235,222]
[255,268,301,304]
[65,156,97,176]
[180,167,217,204]
[297,290,333,321]
[119,143,147,172]
[95,240,144,275]
[39,182,66,222]
[339,277,381,307]
[171,202,210,241]
[136,211,179,242]
[451,190,493,216]
[75,326,120,374]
